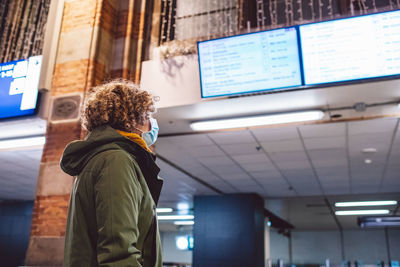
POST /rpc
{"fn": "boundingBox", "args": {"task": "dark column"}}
[193,193,265,267]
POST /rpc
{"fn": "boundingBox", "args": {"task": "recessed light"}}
[364,158,372,164]
[362,148,377,154]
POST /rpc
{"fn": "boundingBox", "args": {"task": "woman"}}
[60,79,163,267]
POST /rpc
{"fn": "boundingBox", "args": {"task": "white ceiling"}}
[0,117,46,200]
[156,117,400,202]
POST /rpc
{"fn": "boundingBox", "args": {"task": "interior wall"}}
[161,230,193,264]
[0,201,34,267]
[270,228,400,265]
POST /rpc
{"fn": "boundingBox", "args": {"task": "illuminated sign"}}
[0,56,42,119]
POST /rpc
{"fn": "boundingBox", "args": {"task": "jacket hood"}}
[61,125,163,204]
[60,125,155,176]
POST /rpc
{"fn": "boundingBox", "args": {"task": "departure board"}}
[300,10,400,85]
[198,27,302,98]
[0,56,42,119]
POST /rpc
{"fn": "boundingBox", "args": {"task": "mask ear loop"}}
[132,127,144,134]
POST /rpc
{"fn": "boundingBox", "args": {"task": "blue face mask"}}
[142,118,159,147]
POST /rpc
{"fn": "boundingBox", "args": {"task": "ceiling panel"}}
[187,145,225,157]
[207,130,256,144]
[269,151,308,162]
[303,136,346,150]
[308,148,347,161]
[275,160,312,170]
[250,169,283,179]
[0,148,42,201]
[218,172,251,180]
[163,134,214,147]
[348,118,398,135]
[299,122,346,138]
[208,164,245,175]
[231,153,270,164]
[220,143,262,155]
[250,127,299,142]
[240,162,276,172]
[312,157,348,168]
[261,139,304,153]
[197,155,234,167]
[315,167,348,178]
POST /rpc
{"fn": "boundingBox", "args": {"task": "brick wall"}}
[30,195,70,237]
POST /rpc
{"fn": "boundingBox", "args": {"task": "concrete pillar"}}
[193,193,265,267]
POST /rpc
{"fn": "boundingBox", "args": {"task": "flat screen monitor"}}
[300,10,400,85]
[0,55,42,119]
[198,27,302,98]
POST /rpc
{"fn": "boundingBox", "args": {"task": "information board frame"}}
[197,9,400,98]
[197,26,304,98]
[299,9,400,87]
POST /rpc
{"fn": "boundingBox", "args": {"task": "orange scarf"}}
[116,130,153,153]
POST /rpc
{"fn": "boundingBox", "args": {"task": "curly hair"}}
[81,79,156,132]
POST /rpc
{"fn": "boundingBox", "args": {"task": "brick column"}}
[25,0,117,265]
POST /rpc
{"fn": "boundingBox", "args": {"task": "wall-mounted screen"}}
[0,56,42,119]
[198,27,302,98]
[300,10,400,85]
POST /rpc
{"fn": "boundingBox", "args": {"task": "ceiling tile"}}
[303,136,346,150]
[197,156,234,167]
[312,157,348,168]
[250,127,299,142]
[275,160,312,170]
[162,134,213,147]
[315,166,348,177]
[220,143,262,155]
[348,118,398,135]
[187,146,225,157]
[208,130,256,144]
[240,162,275,172]
[208,164,245,175]
[318,175,349,184]
[250,170,283,179]
[269,151,308,162]
[261,139,304,153]
[308,148,347,161]
[299,122,346,138]
[231,153,270,164]
[351,185,379,194]
[282,169,315,179]
[218,172,251,180]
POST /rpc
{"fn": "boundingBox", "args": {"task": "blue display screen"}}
[198,27,302,98]
[0,56,42,119]
[300,9,400,85]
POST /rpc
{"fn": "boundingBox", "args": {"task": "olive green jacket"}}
[60,125,163,267]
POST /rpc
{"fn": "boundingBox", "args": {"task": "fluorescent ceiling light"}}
[0,136,45,150]
[176,236,189,250]
[335,210,390,216]
[190,110,324,131]
[335,201,397,207]
[156,208,173,213]
[158,215,194,221]
[177,202,190,210]
[174,221,194,226]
